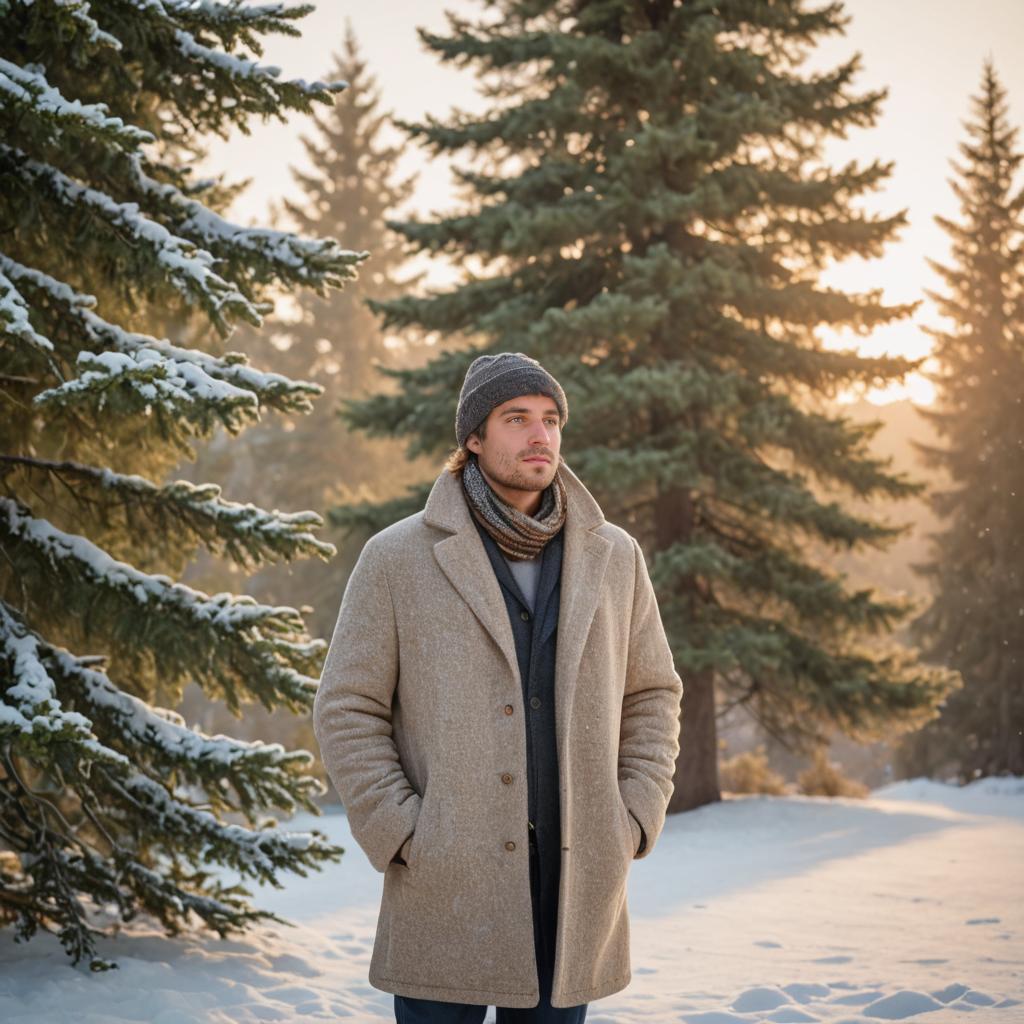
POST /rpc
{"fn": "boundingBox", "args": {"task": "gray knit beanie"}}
[455,351,568,448]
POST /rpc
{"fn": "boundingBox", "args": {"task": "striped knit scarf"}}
[461,454,567,561]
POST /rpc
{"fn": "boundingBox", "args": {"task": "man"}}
[313,352,683,1022]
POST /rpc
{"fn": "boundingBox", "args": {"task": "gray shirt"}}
[502,551,541,611]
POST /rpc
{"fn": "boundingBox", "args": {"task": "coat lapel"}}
[432,526,521,688]
[535,528,562,649]
[422,460,612,721]
[553,496,612,756]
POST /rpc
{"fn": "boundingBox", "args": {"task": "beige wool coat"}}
[312,459,683,1008]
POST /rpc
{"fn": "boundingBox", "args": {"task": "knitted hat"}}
[455,352,568,448]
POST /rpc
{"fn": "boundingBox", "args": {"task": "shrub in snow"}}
[798,748,869,799]
[720,746,788,796]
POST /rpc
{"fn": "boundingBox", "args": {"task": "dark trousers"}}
[393,830,587,1023]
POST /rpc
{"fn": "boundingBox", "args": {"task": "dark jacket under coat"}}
[472,514,564,862]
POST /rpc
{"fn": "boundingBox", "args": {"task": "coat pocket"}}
[406,783,444,872]
[615,793,636,862]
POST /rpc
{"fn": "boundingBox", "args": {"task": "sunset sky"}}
[203,1,1024,407]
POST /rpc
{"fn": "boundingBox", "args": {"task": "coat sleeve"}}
[312,536,422,873]
[618,535,684,859]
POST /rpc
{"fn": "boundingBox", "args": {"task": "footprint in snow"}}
[862,989,958,1018]
[782,983,832,1003]
[931,982,969,1003]
[764,1011,817,1023]
[830,989,885,1006]
[730,986,791,1012]
[960,990,997,1006]
[682,979,1012,1022]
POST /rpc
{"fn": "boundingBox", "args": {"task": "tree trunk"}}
[668,664,721,812]
[652,482,721,812]
[998,673,1024,775]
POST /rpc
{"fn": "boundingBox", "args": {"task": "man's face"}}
[465,393,561,497]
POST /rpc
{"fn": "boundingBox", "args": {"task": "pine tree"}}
[0,1,366,969]
[281,20,423,395]
[340,0,959,810]
[901,61,1024,780]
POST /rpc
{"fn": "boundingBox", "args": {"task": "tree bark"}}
[652,482,721,812]
[668,664,720,812]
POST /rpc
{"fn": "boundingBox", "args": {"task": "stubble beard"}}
[478,449,555,495]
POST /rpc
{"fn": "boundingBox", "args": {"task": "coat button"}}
[501,773,513,784]
[505,840,516,851]
[520,610,530,621]
[530,696,541,709]
[503,704,514,715]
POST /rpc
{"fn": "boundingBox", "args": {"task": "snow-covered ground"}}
[1,777,1021,1023]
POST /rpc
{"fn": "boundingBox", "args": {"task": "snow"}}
[872,775,1024,812]
[1,778,1020,1022]
[32,0,123,52]
[0,602,121,757]
[0,266,52,351]
[173,27,283,81]
[37,346,260,409]
[0,58,154,147]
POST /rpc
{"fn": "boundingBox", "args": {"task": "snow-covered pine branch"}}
[0,265,53,352]
[128,154,367,291]
[41,629,326,816]
[0,143,262,332]
[0,496,326,714]
[0,254,324,423]
[97,760,330,880]
[113,0,346,138]
[0,452,337,567]
[158,0,315,39]
[0,57,154,150]
[34,347,269,444]
[0,602,130,769]
[3,0,124,52]
[115,853,282,942]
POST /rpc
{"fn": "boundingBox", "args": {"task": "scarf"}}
[461,453,567,561]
